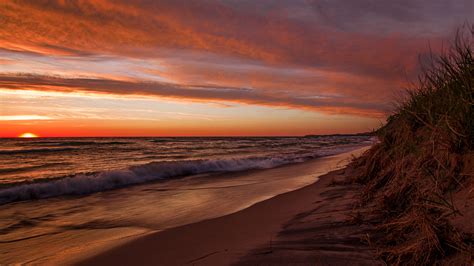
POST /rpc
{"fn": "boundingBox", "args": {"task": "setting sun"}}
[18,132,39,138]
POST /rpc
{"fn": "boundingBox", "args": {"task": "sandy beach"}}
[79,147,382,265]
[0,142,374,265]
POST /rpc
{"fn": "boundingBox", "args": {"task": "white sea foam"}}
[0,143,371,204]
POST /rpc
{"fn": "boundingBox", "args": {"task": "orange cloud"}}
[0,74,388,117]
[0,0,470,131]
[0,0,449,76]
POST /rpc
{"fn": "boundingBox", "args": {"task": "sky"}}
[0,0,472,137]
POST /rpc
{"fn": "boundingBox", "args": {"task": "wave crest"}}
[0,144,367,205]
[0,153,318,204]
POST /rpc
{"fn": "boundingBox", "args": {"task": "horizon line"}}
[0,132,375,139]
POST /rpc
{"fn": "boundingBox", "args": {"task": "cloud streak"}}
[0,0,472,130]
[0,115,54,121]
[1,0,463,77]
[0,74,388,117]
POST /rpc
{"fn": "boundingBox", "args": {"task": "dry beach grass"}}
[350,27,473,265]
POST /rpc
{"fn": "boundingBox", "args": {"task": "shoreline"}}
[79,146,381,265]
[0,145,372,265]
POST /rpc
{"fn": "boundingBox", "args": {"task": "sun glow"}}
[18,132,39,138]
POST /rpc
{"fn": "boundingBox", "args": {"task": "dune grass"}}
[351,27,473,265]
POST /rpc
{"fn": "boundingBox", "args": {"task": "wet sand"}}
[80,147,381,265]
[0,146,372,264]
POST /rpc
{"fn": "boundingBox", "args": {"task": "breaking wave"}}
[0,140,373,205]
[0,152,325,204]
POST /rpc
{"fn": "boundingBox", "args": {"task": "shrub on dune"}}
[352,26,473,265]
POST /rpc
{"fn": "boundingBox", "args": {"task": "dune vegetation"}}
[351,27,473,265]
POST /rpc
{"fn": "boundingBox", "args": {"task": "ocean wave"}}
[0,152,323,204]
[58,141,131,146]
[0,142,372,204]
[0,163,67,174]
[16,141,131,147]
[0,147,77,155]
